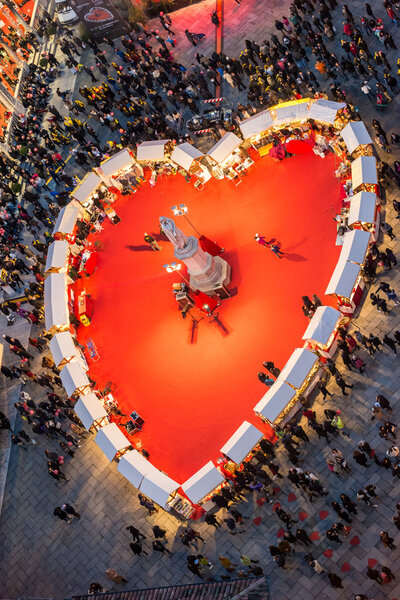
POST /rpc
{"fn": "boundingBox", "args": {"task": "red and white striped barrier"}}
[202,97,223,104]
[193,128,212,134]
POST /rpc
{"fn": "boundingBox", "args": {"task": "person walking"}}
[61,503,80,519]
[218,555,237,572]
[105,569,128,584]
[53,506,71,522]
[380,531,396,550]
[138,493,158,515]
[340,493,357,515]
[335,373,353,395]
[366,565,383,584]
[130,541,148,556]
[328,573,344,588]
[152,540,171,554]
[152,525,167,539]
[205,513,220,528]
[126,525,146,542]
[296,528,312,545]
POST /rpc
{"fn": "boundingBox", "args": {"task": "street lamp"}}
[171,203,201,236]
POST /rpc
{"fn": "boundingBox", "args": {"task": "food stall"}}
[45,240,70,277]
[254,380,297,427]
[207,132,252,181]
[136,139,171,163]
[270,98,310,127]
[277,348,320,397]
[139,469,180,511]
[220,421,264,464]
[44,272,69,334]
[97,148,144,191]
[340,121,373,157]
[325,259,363,315]
[70,172,103,209]
[181,461,226,508]
[351,155,378,194]
[170,142,210,187]
[74,392,109,431]
[49,330,81,369]
[307,98,346,127]
[347,191,380,241]
[59,361,91,397]
[52,200,84,243]
[302,305,344,357]
[239,108,274,152]
[339,229,371,265]
[117,449,158,488]
[95,422,132,462]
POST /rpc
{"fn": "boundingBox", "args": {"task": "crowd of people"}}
[0,0,400,597]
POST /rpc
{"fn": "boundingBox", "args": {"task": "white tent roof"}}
[59,361,90,397]
[44,273,69,331]
[117,449,158,488]
[170,142,203,171]
[220,421,263,464]
[207,132,242,163]
[340,229,371,265]
[253,380,296,423]
[348,191,376,226]
[95,422,130,462]
[340,121,372,154]
[74,393,108,430]
[181,461,225,504]
[239,109,273,139]
[71,172,101,204]
[139,470,179,508]
[53,200,82,236]
[302,306,342,346]
[351,155,377,190]
[307,99,346,124]
[273,101,309,126]
[49,331,79,367]
[100,149,134,176]
[136,139,170,161]
[45,240,69,273]
[277,348,319,389]
[325,259,361,297]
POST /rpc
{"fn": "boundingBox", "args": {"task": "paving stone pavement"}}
[2,1,400,599]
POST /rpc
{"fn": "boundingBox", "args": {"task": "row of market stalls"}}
[42,101,380,517]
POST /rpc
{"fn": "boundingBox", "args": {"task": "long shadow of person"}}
[126,245,153,252]
[283,253,307,262]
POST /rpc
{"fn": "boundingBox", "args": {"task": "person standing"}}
[211,10,220,27]
[143,233,161,251]
[105,569,128,584]
[152,540,171,554]
[53,506,71,522]
[126,525,146,542]
[380,531,396,550]
[61,503,80,519]
[335,373,353,395]
[328,572,343,588]
[130,541,148,556]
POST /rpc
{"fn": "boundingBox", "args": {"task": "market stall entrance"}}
[75,151,342,481]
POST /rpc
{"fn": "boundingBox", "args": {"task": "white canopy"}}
[136,139,170,161]
[49,331,79,368]
[44,273,69,332]
[239,109,273,139]
[277,348,319,389]
[351,155,377,190]
[220,421,263,464]
[45,240,69,274]
[273,101,309,126]
[95,422,130,462]
[74,393,108,430]
[207,132,242,164]
[340,121,372,154]
[117,449,158,488]
[302,306,342,346]
[139,470,179,508]
[325,259,361,297]
[348,191,376,226]
[53,200,82,236]
[59,361,90,397]
[307,99,346,124]
[253,380,296,423]
[340,229,371,265]
[170,142,203,171]
[100,148,134,176]
[71,172,102,204]
[182,461,225,504]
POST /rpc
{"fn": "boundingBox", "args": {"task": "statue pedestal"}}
[189,255,231,294]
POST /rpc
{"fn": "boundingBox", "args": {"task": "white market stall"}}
[181,461,225,505]
[139,469,180,509]
[97,148,143,189]
[325,259,362,312]
[95,422,131,462]
[45,240,69,276]
[220,421,263,464]
[171,142,204,172]
[117,449,158,488]
[44,272,69,334]
[207,132,242,164]
[59,361,91,397]
[239,108,273,140]
[277,348,319,390]
[351,155,378,192]
[71,172,102,208]
[348,191,377,227]
[271,99,310,127]
[207,132,252,181]
[339,229,371,265]
[74,392,109,431]
[254,380,297,426]
[52,200,83,241]
[302,306,343,355]
[49,331,80,368]
[340,121,373,155]
[307,99,346,124]
[136,139,170,162]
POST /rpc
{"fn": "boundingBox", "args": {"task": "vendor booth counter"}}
[71,172,103,209]
[254,381,297,426]
[181,461,225,507]
[53,200,85,243]
[74,392,109,431]
[45,240,70,277]
[170,142,211,188]
[44,272,69,335]
[347,191,380,242]
[59,361,91,397]
[340,121,373,157]
[302,305,344,357]
[307,98,346,126]
[95,422,132,462]
[339,229,371,266]
[49,330,81,369]
[351,155,378,194]
[220,421,264,464]
[136,139,171,163]
[325,259,364,315]
[97,148,144,191]
[207,132,253,182]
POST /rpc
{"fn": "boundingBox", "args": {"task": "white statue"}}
[159,216,188,250]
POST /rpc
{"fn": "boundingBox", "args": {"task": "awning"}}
[59,361,90,397]
[239,109,274,139]
[340,121,372,154]
[71,172,102,204]
[44,273,69,332]
[302,306,342,346]
[182,461,225,504]
[207,132,242,164]
[45,240,69,274]
[348,191,376,226]
[74,392,108,430]
[325,259,361,297]
[277,348,319,389]
[307,99,346,124]
[117,449,158,488]
[139,470,179,508]
[254,380,296,423]
[100,148,135,176]
[136,139,170,161]
[339,229,371,265]
[272,100,309,126]
[170,142,204,171]
[52,200,82,236]
[220,421,263,464]
[351,155,377,190]
[95,422,131,462]
[49,331,80,368]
